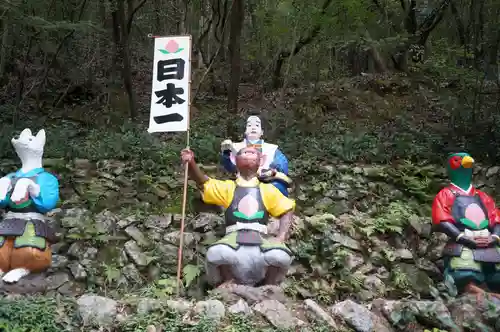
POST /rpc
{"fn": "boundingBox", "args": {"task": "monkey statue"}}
[181,147,294,287]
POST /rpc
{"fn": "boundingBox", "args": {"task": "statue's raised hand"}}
[181,149,195,164]
[260,169,276,178]
[0,177,12,201]
[10,178,40,203]
[221,139,233,153]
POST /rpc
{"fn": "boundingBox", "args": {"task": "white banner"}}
[148,36,191,133]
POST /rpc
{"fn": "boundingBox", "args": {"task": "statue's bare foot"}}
[487,292,500,300]
[464,283,487,303]
[2,268,29,283]
[217,279,235,289]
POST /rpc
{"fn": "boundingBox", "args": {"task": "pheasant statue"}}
[432,152,500,301]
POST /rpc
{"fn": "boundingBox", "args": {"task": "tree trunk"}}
[450,1,466,46]
[98,0,106,79]
[0,17,10,81]
[154,0,162,32]
[14,33,36,122]
[116,0,137,119]
[176,0,186,34]
[225,0,243,136]
[110,9,121,87]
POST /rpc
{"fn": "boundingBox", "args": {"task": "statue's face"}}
[447,152,474,185]
[236,147,262,174]
[11,128,45,160]
[245,116,263,141]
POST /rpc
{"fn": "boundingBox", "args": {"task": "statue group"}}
[0,117,295,289]
[2,120,500,300]
[182,115,295,287]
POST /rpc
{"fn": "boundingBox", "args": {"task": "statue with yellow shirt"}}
[180,147,294,288]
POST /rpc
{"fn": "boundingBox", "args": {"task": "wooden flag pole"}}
[175,34,193,297]
[148,33,192,296]
[176,139,189,297]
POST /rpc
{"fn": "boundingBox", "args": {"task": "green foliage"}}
[385,161,440,204]
[65,213,127,245]
[0,104,224,164]
[155,278,178,297]
[183,264,202,288]
[389,301,459,331]
[390,266,411,290]
[290,222,367,302]
[365,201,414,236]
[0,296,77,331]
[430,274,458,301]
[119,310,217,332]
[413,39,477,84]
[1,1,101,32]
[120,310,335,332]
[0,292,351,332]
[103,262,122,286]
[0,96,444,167]
[224,315,336,332]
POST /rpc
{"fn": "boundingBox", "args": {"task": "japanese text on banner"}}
[148,36,191,133]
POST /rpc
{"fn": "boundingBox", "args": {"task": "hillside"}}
[2,0,500,329]
[0,74,499,331]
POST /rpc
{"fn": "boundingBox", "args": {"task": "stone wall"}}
[1,158,500,330]
[2,157,500,215]
[1,157,498,300]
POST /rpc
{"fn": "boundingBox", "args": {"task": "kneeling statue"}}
[0,129,59,283]
[432,152,500,300]
[181,147,294,287]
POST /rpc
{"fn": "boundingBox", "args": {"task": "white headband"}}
[247,116,261,124]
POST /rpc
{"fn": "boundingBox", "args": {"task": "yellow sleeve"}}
[260,183,295,217]
[201,178,235,208]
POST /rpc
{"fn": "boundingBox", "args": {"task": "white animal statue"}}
[0,128,59,283]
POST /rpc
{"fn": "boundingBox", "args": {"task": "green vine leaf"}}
[183,264,201,287]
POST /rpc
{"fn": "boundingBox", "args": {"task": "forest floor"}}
[0,72,467,164]
[0,73,499,331]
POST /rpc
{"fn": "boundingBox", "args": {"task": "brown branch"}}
[416,0,452,45]
[399,0,406,11]
[191,0,234,102]
[276,0,333,60]
[14,32,39,117]
[450,0,466,45]
[407,0,417,34]
[126,0,147,35]
[212,0,222,43]
[466,0,475,39]
[215,0,229,43]
[196,8,215,66]
[271,0,333,89]
[371,0,400,32]
[418,0,451,33]
[371,0,383,11]
[27,0,88,104]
